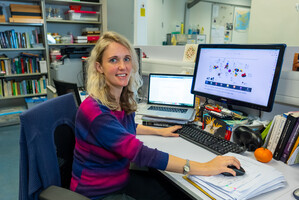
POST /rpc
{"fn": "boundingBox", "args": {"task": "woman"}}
[70,31,241,200]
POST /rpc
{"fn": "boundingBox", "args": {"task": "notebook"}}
[138,73,195,120]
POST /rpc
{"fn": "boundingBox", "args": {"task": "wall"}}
[187,2,212,43]
[107,0,134,43]
[248,0,299,45]
[146,0,186,45]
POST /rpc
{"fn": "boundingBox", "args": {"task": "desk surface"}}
[136,134,299,200]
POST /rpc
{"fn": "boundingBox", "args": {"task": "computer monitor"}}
[53,79,81,106]
[134,47,142,76]
[191,44,286,112]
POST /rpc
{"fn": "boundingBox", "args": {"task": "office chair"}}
[19,93,90,200]
[53,79,82,106]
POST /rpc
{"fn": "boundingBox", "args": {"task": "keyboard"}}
[148,106,187,113]
[177,124,246,155]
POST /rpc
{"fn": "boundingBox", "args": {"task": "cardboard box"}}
[9,18,43,23]
[0,15,5,22]
[10,4,41,13]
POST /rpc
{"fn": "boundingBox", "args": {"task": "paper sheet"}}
[189,152,286,200]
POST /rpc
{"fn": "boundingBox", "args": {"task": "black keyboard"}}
[177,124,246,155]
[148,106,187,113]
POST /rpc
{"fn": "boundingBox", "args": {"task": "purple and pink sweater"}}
[70,96,169,199]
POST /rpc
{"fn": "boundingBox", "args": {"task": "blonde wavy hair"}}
[86,31,142,114]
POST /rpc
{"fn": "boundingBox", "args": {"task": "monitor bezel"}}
[147,73,195,108]
[191,44,286,112]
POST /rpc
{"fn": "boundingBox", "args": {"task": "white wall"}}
[188,2,212,43]
[107,0,134,43]
[146,0,186,45]
[248,0,299,45]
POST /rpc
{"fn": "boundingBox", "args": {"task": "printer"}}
[50,47,89,88]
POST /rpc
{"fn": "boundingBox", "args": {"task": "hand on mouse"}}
[188,155,241,176]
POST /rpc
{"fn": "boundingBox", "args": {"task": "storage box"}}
[25,96,48,109]
[67,10,99,21]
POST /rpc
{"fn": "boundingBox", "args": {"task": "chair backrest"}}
[19,93,78,200]
[53,79,81,106]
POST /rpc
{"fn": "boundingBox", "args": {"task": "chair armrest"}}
[39,185,91,200]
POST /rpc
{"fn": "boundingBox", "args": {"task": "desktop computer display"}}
[191,44,286,112]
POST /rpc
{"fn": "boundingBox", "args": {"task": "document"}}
[188,153,286,200]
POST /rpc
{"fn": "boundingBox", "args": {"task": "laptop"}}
[138,73,195,120]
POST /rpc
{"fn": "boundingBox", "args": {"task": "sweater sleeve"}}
[132,145,169,170]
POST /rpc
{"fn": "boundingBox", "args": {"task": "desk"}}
[136,134,299,200]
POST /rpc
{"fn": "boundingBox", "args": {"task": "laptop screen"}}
[147,74,195,107]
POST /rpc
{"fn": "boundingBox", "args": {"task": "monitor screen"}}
[148,74,194,107]
[191,44,286,112]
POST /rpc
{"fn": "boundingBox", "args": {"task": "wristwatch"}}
[183,159,190,175]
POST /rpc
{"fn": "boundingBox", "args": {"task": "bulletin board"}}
[210,4,250,44]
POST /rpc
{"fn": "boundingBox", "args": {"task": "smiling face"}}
[96,42,132,97]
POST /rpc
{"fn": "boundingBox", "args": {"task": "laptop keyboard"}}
[148,106,188,113]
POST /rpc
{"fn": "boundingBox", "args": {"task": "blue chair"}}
[19,93,90,200]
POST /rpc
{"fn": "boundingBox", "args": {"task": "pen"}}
[183,175,216,200]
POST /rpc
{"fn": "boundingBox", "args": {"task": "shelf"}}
[1,0,40,2]
[0,93,47,101]
[0,22,43,27]
[46,19,101,24]
[0,48,45,51]
[48,43,95,46]
[45,0,101,6]
[0,73,48,79]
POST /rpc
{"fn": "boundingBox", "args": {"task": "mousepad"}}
[203,115,227,139]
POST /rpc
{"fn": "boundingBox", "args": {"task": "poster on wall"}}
[234,7,250,31]
[210,4,234,44]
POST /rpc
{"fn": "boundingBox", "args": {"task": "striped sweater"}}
[70,96,169,199]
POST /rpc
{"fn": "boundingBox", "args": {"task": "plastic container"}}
[67,10,99,21]
[25,96,48,109]
[61,35,72,43]
[69,5,81,11]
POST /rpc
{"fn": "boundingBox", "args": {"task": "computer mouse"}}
[293,188,299,200]
[221,165,245,176]
[233,126,263,151]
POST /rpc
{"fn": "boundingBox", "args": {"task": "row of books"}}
[0,53,47,75]
[264,111,299,164]
[0,29,41,49]
[0,76,47,98]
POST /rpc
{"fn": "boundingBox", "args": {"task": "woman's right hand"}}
[189,155,241,176]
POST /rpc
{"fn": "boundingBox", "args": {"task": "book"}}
[280,118,299,163]
[287,143,299,165]
[287,135,299,164]
[266,115,287,154]
[39,60,47,73]
[142,115,188,127]
[187,152,286,200]
[273,112,299,160]
[74,39,88,43]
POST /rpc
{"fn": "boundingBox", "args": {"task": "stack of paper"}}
[188,153,286,200]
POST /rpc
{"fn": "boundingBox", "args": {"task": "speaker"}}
[233,126,263,151]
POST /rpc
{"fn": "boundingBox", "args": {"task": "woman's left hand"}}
[157,125,182,137]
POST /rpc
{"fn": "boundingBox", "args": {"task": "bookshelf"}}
[0,0,107,97]
[0,0,48,103]
[43,0,107,82]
